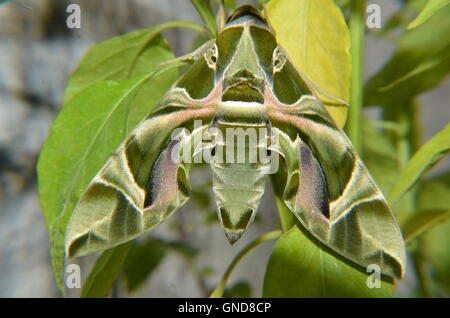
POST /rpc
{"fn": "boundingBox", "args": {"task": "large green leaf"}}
[365,4,450,106]
[80,242,132,298]
[263,207,394,297]
[63,22,205,103]
[389,123,450,204]
[266,0,350,127]
[38,61,179,293]
[407,0,450,29]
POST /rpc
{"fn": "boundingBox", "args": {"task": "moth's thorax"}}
[216,100,267,124]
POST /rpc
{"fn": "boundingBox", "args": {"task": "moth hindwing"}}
[66,4,406,279]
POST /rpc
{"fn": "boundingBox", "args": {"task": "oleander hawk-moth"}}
[66,5,406,278]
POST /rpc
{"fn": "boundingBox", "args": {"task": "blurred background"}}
[0,0,448,297]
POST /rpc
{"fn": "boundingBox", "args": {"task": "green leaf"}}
[389,123,450,204]
[124,239,167,292]
[81,242,132,298]
[402,210,450,241]
[267,0,350,127]
[365,4,450,106]
[64,22,205,103]
[263,215,394,297]
[375,48,450,93]
[407,0,450,29]
[191,0,217,37]
[416,171,450,211]
[38,61,179,293]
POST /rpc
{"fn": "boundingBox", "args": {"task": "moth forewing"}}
[65,88,217,257]
[266,92,406,279]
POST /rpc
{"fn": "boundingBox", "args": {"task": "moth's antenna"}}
[300,73,349,108]
[217,0,226,32]
[158,39,215,66]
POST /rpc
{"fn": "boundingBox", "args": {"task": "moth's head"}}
[213,5,277,103]
[176,4,311,104]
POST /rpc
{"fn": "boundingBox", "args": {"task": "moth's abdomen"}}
[212,161,268,242]
[210,114,270,243]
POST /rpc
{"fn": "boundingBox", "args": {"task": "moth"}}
[66,5,406,278]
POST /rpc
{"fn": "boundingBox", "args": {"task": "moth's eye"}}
[273,58,281,67]
[205,44,219,68]
[272,47,287,72]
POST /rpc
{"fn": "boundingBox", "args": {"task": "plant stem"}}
[397,105,412,170]
[412,239,433,297]
[209,230,282,298]
[347,0,366,154]
[393,101,417,219]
